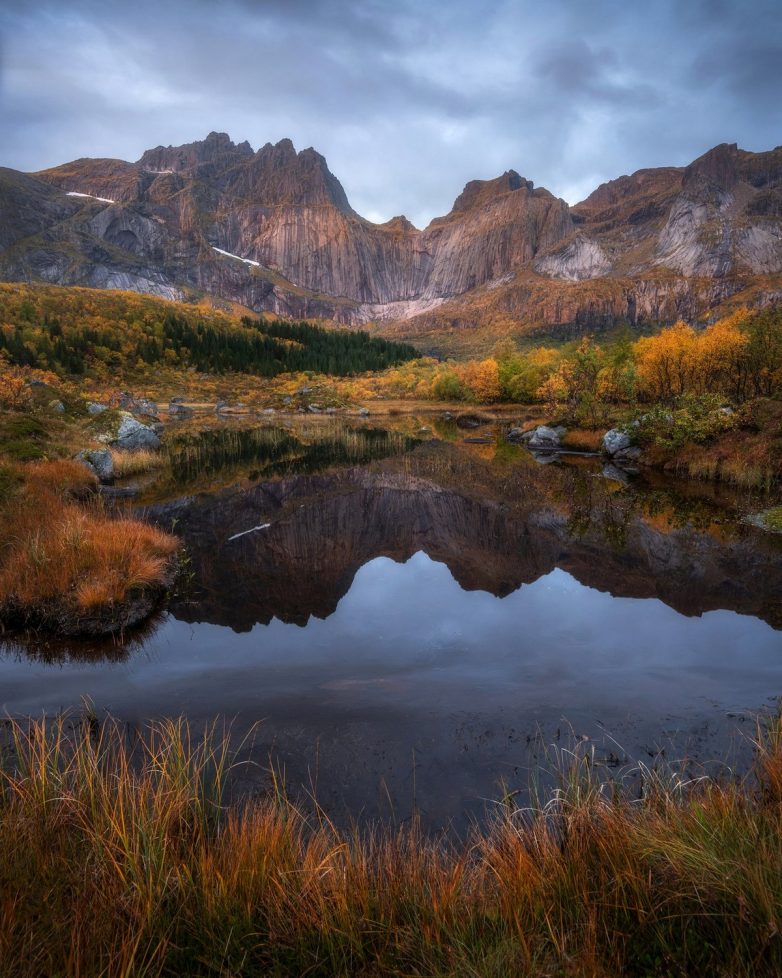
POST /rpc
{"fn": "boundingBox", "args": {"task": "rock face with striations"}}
[1,133,781,343]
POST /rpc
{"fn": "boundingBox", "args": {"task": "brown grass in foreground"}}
[1,715,782,977]
[0,460,178,616]
[22,457,98,496]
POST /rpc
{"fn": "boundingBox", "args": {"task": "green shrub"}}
[635,394,737,452]
[0,415,51,461]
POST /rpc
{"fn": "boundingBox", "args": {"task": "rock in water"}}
[118,393,159,418]
[168,401,193,418]
[524,425,562,449]
[603,428,632,456]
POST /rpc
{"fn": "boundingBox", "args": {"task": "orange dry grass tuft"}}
[0,484,177,613]
[673,431,780,489]
[560,428,604,452]
[23,458,98,496]
[110,448,165,478]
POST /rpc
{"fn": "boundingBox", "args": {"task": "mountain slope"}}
[1,133,781,352]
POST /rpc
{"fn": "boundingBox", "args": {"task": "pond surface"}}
[2,417,782,829]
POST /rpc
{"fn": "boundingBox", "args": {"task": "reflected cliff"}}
[144,443,782,632]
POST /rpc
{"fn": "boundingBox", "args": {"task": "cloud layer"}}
[2,0,780,226]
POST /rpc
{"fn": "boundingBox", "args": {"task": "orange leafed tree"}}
[460,358,501,403]
[635,318,749,402]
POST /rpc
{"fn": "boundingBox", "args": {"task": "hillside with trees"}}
[0,284,418,380]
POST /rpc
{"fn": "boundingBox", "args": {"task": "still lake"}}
[2,415,781,829]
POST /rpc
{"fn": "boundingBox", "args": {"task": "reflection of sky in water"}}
[1,552,780,724]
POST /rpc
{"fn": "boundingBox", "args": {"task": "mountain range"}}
[1,132,781,351]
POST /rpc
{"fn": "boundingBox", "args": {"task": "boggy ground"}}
[0,458,178,635]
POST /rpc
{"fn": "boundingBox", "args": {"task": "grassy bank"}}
[2,716,782,976]
[0,458,178,634]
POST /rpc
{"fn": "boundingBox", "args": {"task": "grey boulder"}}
[168,401,193,417]
[118,393,159,418]
[603,428,633,456]
[114,412,161,450]
[76,448,114,482]
[614,445,643,463]
[525,425,562,449]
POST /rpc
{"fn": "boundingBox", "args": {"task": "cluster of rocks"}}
[508,422,643,471]
[118,392,159,418]
[76,403,163,483]
[602,428,642,465]
[508,424,567,449]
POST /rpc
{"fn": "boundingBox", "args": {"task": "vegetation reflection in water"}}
[159,421,421,491]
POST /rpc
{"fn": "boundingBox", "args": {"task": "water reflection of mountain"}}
[147,465,782,632]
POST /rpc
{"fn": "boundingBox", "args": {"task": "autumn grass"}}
[0,459,178,623]
[22,456,99,496]
[110,447,166,477]
[671,433,780,490]
[1,715,782,977]
[559,427,604,452]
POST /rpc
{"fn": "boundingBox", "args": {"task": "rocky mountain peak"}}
[574,166,684,215]
[137,131,250,172]
[682,142,741,195]
[449,169,534,215]
[379,215,417,233]
[255,138,297,162]
[244,138,355,214]
[6,137,782,338]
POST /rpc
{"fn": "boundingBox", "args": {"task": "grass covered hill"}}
[0,283,419,379]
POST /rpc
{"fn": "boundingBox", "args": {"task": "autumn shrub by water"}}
[1,714,782,977]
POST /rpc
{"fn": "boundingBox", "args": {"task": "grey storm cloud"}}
[1,0,780,227]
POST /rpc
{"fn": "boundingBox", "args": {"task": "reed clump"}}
[1,715,782,977]
[110,447,166,478]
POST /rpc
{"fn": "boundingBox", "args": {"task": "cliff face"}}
[1,133,781,342]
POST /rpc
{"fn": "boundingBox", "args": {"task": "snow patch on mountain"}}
[66,191,116,204]
[212,247,261,267]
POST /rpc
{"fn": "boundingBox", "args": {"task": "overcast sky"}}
[1,0,781,226]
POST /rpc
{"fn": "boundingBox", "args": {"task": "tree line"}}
[0,285,418,378]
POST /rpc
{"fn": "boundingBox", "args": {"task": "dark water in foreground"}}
[2,417,782,828]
